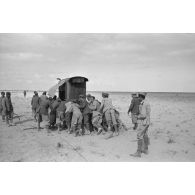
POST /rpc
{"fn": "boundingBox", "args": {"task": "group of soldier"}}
[0,90,151,158]
[31,91,127,139]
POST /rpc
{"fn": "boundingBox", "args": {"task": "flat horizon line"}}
[0,89,195,94]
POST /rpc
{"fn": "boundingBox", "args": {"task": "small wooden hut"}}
[48,76,88,100]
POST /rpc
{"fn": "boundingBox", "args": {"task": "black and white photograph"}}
[0,1,195,195]
[0,33,195,162]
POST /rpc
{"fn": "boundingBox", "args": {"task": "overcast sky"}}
[0,33,195,92]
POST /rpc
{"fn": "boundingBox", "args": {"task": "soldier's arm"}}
[145,103,151,125]
[88,102,96,111]
[2,99,7,111]
[128,99,134,114]
[99,99,104,112]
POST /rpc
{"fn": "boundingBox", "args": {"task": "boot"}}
[97,127,103,135]
[130,139,142,157]
[74,131,79,137]
[142,136,149,154]
[123,124,128,131]
[57,123,61,133]
[79,129,83,136]
[37,122,41,131]
[105,126,114,139]
[113,124,119,136]
[71,126,76,135]
[9,119,14,126]
[133,123,138,130]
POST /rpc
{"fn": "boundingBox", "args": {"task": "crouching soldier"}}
[128,93,140,130]
[79,94,92,134]
[37,95,50,131]
[70,100,83,137]
[100,92,118,139]
[2,92,14,126]
[114,109,128,132]
[0,92,5,122]
[130,92,151,158]
[88,96,103,135]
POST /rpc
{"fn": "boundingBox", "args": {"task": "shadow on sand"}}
[14,118,34,125]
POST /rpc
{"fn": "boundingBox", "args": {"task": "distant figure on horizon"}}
[23,90,27,98]
[36,93,50,131]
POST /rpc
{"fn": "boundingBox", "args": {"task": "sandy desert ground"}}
[0,92,195,162]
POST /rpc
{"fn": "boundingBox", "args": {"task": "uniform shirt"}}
[2,97,13,113]
[70,103,82,116]
[88,100,101,111]
[51,100,61,111]
[65,101,72,113]
[57,101,66,112]
[31,95,40,110]
[138,100,151,126]
[79,99,91,114]
[99,97,113,113]
[128,97,140,114]
[89,100,101,118]
[38,98,50,115]
[39,95,47,103]
[0,96,5,110]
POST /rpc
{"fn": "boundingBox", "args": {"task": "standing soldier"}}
[0,92,5,122]
[130,92,151,158]
[31,91,40,122]
[128,93,140,130]
[2,92,14,126]
[99,92,118,139]
[36,95,51,131]
[23,90,27,98]
[40,91,47,102]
